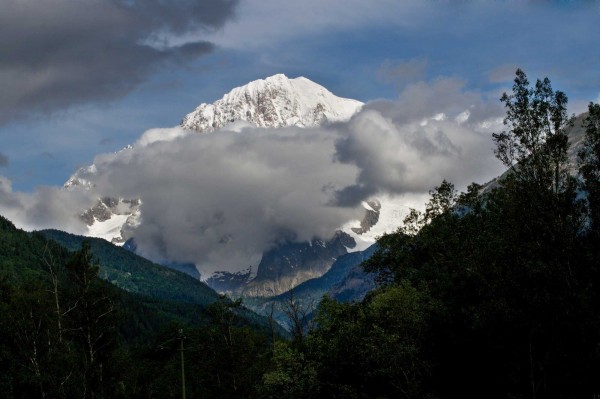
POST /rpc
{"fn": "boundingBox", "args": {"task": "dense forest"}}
[2,70,600,398]
[0,215,281,398]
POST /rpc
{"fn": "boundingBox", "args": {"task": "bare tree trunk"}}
[283,289,315,342]
[43,245,64,344]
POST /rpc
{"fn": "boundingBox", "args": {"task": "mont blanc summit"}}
[181,74,363,132]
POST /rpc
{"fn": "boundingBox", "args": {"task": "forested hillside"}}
[41,229,218,305]
[0,216,280,398]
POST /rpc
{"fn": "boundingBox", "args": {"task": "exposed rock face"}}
[351,199,381,235]
[206,231,357,297]
[206,267,254,294]
[78,197,141,244]
[242,231,356,297]
[241,244,378,328]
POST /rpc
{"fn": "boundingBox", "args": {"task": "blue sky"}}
[1,0,600,192]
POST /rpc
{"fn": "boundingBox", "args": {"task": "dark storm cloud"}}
[0,153,8,167]
[0,0,238,124]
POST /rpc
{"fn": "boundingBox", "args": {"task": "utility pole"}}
[179,329,186,399]
[158,329,187,399]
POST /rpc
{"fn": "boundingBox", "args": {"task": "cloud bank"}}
[0,176,96,233]
[0,0,239,125]
[0,78,505,275]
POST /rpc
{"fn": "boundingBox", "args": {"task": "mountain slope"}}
[0,213,290,397]
[0,214,209,339]
[40,229,219,306]
[2,215,283,339]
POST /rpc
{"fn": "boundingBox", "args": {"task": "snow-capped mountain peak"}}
[181,74,363,132]
[65,74,364,246]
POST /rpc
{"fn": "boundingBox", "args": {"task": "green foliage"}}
[493,68,574,193]
[579,102,600,229]
[39,230,280,341]
[259,71,600,399]
[258,284,435,399]
[399,179,458,236]
[261,341,319,399]
[129,315,271,399]
[314,287,434,399]
[0,216,70,284]
[579,102,600,181]
[0,232,121,398]
[0,215,278,398]
[358,172,596,397]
